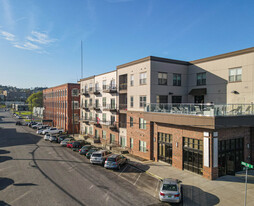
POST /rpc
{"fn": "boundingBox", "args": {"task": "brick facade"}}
[126,111,152,160]
[43,83,80,134]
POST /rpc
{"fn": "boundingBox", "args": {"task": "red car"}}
[67,141,82,148]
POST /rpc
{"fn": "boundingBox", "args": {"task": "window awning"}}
[189,88,207,95]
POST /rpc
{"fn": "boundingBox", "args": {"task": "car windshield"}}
[162,184,178,191]
[107,158,116,162]
[92,154,101,157]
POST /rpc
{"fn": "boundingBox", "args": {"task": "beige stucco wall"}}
[188,52,254,104]
[150,61,188,103]
[117,61,151,111]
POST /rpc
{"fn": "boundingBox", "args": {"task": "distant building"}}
[0,94,5,101]
[33,107,44,118]
[3,90,31,101]
[14,104,29,111]
[43,83,80,134]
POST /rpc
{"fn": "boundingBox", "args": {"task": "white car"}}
[42,128,64,135]
[44,133,50,141]
[90,150,112,165]
[37,127,50,135]
[32,123,42,129]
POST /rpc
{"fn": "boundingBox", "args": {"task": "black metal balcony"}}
[103,104,117,112]
[103,85,117,93]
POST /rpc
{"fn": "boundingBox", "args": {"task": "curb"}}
[128,162,163,181]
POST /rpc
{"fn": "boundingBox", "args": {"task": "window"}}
[156,95,168,103]
[102,97,106,107]
[229,67,242,82]
[139,72,147,85]
[110,134,115,144]
[95,83,99,90]
[173,73,181,86]
[72,101,79,109]
[111,98,115,109]
[95,99,99,107]
[89,127,93,135]
[89,98,92,106]
[172,96,182,103]
[102,113,106,123]
[95,129,99,138]
[130,138,133,149]
[72,89,79,96]
[139,140,146,152]
[139,96,146,107]
[89,83,93,92]
[197,72,206,86]
[158,72,167,85]
[130,96,134,107]
[103,80,107,90]
[89,112,92,120]
[130,117,133,127]
[102,130,106,139]
[111,79,116,88]
[130,74,134,86]
[84,126,88,134]
[139,118,146,129]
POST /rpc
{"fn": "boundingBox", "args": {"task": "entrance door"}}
[194,95,204,103]
[158,132,172,164]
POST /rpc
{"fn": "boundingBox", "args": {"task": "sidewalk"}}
[126,154,254,206]
[79,137,254,205]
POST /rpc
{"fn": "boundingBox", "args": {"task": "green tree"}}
[26,91,43,110]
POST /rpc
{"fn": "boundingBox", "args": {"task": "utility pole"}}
[81,40,83,79]
[72,95,74,137]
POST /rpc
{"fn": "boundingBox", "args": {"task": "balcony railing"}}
[103,85,117,93]
[88,103,94,109]
[94,103,101,110]
[81,89,89,95]
[80,117,89,123]
[88,87,100,94]
[145,103,254,117]
[119,83,127,91]
[119,104,127,111]
[81,104,89,109]
[103,104,117,111]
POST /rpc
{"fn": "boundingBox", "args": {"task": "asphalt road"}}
[0,110,168,206]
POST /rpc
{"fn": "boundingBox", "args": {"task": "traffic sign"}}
[241,161,254,169]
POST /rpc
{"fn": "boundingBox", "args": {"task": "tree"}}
[26,91,43,110]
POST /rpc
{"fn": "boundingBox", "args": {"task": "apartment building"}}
[43,83,80,134]
[80,47,254,179]
[80,71,119,145]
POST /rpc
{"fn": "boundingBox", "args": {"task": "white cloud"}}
[14,42,40,50]
[0,30,15,41]
[26,31,56,45]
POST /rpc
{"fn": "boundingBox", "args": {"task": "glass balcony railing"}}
[119,83,127,90]
[145,103,254,117]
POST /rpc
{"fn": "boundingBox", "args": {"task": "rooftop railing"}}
[145,103,254,117]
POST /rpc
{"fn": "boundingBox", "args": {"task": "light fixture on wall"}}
[231,90,239,94]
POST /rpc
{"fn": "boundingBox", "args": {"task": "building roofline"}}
[79,75,95,82]
[94,70,116,78]
[190,47,254,64]
[117,56,189,69]
[43,83,79,91]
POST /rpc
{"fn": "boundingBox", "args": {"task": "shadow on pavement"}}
[0,149,10,155]
[0,177,14,191]
[182,184,220,206]
[13,183,38,186]
[0,156,13,163]
[0,201,11,206]
[216,171,254,184]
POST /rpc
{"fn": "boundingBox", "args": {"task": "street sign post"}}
[241,161,254,206]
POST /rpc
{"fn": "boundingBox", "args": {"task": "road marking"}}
[154,180,160,197]
[118,164,129,176]
[9,190,32,204]
[89,184,94,190]
[133,172,142,186]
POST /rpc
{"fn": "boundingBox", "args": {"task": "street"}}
[0,110,166,206]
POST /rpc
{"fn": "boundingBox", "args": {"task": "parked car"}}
[16,121,22,126]
[67,141,82,149]
[32,123,42,129]
[42,128,64,135]
[90,150,112,165]
[60,138,73,146]
[49,135,58,143]
[57,135,70,143]
[37,126,50,134]
[159,178,182,203]
[44,133,51,141]
[104,154,128,170]
[28,122,37,127]
[79,145,94,155]
[86,148,101,159]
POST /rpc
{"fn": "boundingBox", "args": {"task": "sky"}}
[0,0,254,88]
